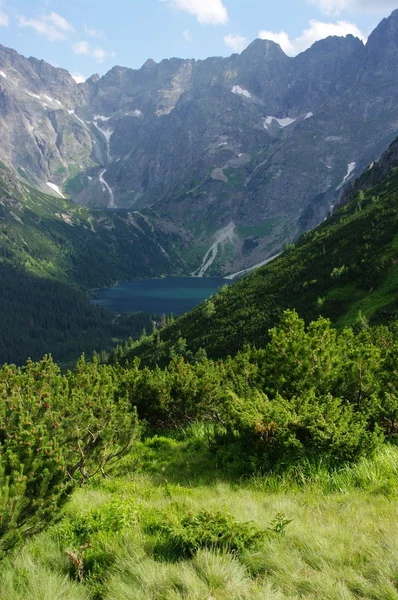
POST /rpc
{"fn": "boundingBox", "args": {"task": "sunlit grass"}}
[1,435,398,600]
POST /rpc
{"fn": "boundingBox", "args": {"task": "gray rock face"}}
[1,10,398,275]
[342,135,398,204]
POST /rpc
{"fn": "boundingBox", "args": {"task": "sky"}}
[0,0,396,82]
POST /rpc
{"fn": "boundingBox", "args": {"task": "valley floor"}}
[2,429,398,600]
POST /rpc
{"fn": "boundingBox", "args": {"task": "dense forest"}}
[0,264,157,366]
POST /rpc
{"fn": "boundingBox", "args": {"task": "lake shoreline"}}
[89,272,233,294]
[92,276,232,317]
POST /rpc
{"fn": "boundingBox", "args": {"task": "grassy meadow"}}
[2,428,398,600]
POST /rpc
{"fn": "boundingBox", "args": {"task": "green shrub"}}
[0,358,70,555]
[53,500,137,596]
[143,507,266,561]
[0,355,139,556]
[213,388,382,474]
[54,500,137,546]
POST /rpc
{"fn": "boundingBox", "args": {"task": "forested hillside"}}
[0,164,184,364]
[127,136,398,365]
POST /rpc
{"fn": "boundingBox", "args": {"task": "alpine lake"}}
[92,276,232,317]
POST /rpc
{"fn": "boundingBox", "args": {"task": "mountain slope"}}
[0,163,184,287]
[1,11,398,274]
[129,135,398,363]
[0,164,185,364]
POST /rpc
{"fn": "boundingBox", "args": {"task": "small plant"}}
[267,512,292,537]
[65,543,89,583]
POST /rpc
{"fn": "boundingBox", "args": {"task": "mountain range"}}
[1,10,398,274]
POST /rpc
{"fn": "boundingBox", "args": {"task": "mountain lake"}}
[92,277,232,316]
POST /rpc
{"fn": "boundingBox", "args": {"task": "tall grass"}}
[1,434,398,600]
[0,548,86,600]
[249,444,398,495]
[105,549,271,600]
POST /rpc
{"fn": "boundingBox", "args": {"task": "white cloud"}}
[183,28,193,41]
[72,41,91,55]
[19,16,66,41]
[73,41,116,63]
[71,73,87,84]
[0,1,8,27]
[92,48,116,63]
[309,0,397,15]
[46,12,75,32]
[259,19,366,56]
[85,24,106,39]
[167,0,228,25]
[224,33,247,53]
[18,12,75,41]
[258,30,296,54]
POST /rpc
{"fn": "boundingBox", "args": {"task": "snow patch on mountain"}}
[99,169,116,208]
[232,86,251,98]
[46,182,65,198]
[264,116,296,129]
[336,162,356,190]
[0,71,6,78]
[92,119,114,142]
[68,110,93,136]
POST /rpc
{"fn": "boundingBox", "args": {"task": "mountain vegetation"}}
[1,307,398,599]
[0,162,183,365]
[1,147,398,600]
[1,9,398,367]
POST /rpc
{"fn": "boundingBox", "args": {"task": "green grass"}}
[2,431,398,600]
[64,173,88,196]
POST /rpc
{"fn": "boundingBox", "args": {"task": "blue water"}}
[92,277,231,316]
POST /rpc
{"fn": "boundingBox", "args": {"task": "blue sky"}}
[0,0,396,82]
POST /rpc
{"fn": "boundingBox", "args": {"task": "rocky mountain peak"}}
[86,73,100,84]
[241,38,287,62]
[142,58,157,70]
[307,34,364,56]
[366,8,398,59]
